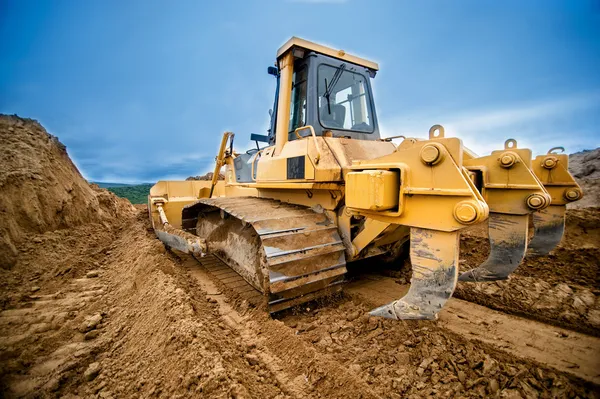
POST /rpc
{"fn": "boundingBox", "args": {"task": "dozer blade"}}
[370,228,458,320]
[458,213,529,282]
[527,205,566,257]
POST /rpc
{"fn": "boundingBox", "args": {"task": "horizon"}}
[1,0,599,184]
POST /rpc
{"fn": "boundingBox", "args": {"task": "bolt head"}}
[527,194,546,210]
[420,144,442,165]
[564,188,582,201]
[499,152,517,168]
[542,156,558,169]
[454,201,478,224]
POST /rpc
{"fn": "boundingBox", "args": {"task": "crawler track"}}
[182,197,347,312]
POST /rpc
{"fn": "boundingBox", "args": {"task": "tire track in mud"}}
[186,255,599,398]
[180,255,382,399]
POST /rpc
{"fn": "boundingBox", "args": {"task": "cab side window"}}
[289,65,308,134]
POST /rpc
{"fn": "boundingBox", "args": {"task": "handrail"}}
[294,125,322,164]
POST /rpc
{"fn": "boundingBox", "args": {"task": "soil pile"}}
[569,148,600,209]
[0,115,134,269]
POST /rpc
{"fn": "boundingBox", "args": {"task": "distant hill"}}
[95,183,154,204]
[92,182,153,188]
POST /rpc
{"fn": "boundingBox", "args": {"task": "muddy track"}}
[183,251,599,398]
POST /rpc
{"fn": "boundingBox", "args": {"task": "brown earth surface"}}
[456,208,600,336]
[1,114,599,398]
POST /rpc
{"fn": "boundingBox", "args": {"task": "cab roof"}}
[277,37,379,71]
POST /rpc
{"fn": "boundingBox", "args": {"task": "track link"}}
[182,197,347,312]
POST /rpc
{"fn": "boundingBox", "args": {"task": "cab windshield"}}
[318,64,374,133]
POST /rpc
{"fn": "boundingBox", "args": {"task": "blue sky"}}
[1,0,599,183]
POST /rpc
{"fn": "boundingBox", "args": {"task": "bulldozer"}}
[148,37,583,320]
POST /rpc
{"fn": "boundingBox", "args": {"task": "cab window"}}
[318,64,374,133]
[289,65,308,133]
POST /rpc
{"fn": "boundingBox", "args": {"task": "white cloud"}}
[379,91,600,156]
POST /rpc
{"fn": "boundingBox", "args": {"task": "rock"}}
[419,357,434,370]
[79,313,103,333]
[553,283,573,301]
[84,362,101,381]
[244,353,259,366]
[577,290,596,307]
[482,356,497,375]
[457,370,466,384]
[559,310,579,323]
[31,286,40,292]
[346,311,361,322]
[488,379,499,394]
[86,270,99,278]
[572,296,587,315]
[84,330,100,340]
[587,309,600,327]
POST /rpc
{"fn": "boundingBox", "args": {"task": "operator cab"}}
[287,52,379,142]
[269,38,381,144]
[236,37,380,183]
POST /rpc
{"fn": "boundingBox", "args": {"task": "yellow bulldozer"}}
[148,37,583,320]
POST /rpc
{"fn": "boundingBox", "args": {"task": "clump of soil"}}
[0,115,134,269]
[569,148,600,209]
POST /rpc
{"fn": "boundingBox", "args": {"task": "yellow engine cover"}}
[346,170,399,211]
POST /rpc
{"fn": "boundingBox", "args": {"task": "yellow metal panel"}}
[148,180,257,230]
[464,143,550,214]
[323,137,396,177]
[275,52,294,155]
[346,170,399,211]
[350,219,391,257]
[257,188,342,211]
[346,134,489,232]
[531,152,582,206]
[277,37,379,71]
[255,136,341,182]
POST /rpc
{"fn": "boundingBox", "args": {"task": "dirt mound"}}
[0,212,285,398]
[186,172,224,181]
[0,115,134,269]
[569,148,600,209]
